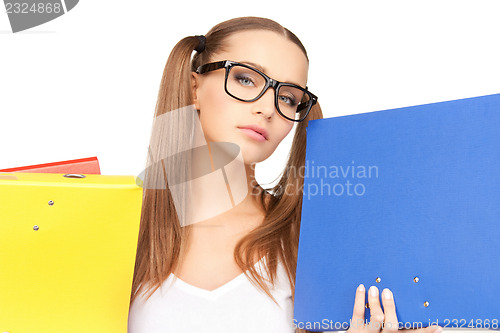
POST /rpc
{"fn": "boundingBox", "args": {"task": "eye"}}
[235,74,255,87]
[278,94,297,106]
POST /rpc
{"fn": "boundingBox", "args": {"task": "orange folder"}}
[0,156,101,174]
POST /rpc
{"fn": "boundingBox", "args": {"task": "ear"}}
[191,72,201,110]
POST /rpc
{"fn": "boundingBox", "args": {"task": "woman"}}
[127,16,443,333]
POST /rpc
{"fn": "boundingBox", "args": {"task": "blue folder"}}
[294,93,500,332]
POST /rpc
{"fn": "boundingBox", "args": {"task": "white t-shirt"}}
[127,256,295,333]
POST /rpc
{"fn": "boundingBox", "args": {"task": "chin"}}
[205,136,271,164]
[241,151,270,164]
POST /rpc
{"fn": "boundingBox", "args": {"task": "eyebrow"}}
[239,60,305,88]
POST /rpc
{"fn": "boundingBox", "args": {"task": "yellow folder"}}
[0,172,143,333]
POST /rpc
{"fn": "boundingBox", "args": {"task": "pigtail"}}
[155,36,203,117]
[130,35,203,305]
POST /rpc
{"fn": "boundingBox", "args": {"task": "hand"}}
[346,284,443,333]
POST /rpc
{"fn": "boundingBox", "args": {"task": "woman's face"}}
[191,29,309,164]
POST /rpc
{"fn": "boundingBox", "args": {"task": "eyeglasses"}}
[195,60,318,122]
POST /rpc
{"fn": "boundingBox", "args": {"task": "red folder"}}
[0,157,101,175]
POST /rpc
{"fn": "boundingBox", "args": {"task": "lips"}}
[238,128,267,142]
[238,125,269,140]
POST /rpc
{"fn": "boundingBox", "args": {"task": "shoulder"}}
[261,188,275,207]
[251,185,274,214]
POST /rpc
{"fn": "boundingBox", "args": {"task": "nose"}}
[251,87,276,119]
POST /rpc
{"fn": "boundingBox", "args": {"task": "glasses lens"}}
[277,85,312,121]
[226,63,313,122]
[226,65,267,101]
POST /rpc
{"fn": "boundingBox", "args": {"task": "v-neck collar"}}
[168,256,266,300]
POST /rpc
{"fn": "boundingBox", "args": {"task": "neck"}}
[183,141,264,227]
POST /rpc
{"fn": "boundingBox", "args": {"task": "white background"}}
[1,0,499,189]
[1,2,498,332]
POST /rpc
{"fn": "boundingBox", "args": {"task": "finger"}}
[350,284,367,331]
[380,288,398,333]
[367,286,384,333]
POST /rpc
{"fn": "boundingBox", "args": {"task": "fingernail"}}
[358,284,365,292]
[382,288,392,300]
[434,326,443,333]
[369,286,378,297]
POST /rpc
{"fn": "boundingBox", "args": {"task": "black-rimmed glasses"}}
[195,60,318,122]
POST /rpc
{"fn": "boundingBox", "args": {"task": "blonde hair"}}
[131,16,323,333]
